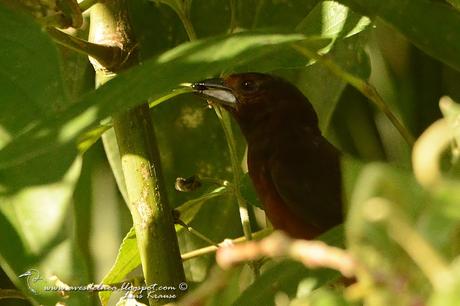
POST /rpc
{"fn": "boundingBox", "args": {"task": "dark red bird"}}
[192,73,342,239]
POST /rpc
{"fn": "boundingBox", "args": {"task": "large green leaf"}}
[0,30,306,192]
[338,0,460,72]
[0,4,92,305]
[0,3,68,146]
[291,1,372,133]
[98,227,139,306]
[235,0,319,30]
[0,157,83,305]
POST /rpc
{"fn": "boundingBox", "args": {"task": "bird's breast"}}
[248,149,322,239]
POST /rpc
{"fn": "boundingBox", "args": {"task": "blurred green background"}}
[1,0,460,305]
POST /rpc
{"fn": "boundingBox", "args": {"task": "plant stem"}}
[214,106,259,276]
[168,0,258,274]
[177,10,197,41]
[292,43,415,146]
[176,220,219,247]
[229,0,237,32]
[170,0,258,275]
[89,2,185,305]
[214,107,253,242]
[113,105,186,305]
[181,228,272,261]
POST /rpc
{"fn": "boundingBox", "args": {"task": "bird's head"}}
[191,72,319,133]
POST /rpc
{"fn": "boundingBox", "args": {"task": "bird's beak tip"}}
[190,77,237,106]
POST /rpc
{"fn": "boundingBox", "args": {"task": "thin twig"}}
[176,219,219,247]
[181,228,272,261]
[216,231,356,277]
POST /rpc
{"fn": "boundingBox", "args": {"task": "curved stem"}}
[177,10,197,41]
[292,43,415,146]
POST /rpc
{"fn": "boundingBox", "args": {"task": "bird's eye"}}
[241,80,257,92]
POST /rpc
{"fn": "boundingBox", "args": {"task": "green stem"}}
[113,105,186,305]
[89,2,185,305]
[214,106,259,277]
[176,220,219,247]
[177,10,197,41]
[161,0,197,41]
[214,107,253,241]
[169,0,259,275]
[229,0,237,32]
[292,43,415,146]
[181,228,272,261]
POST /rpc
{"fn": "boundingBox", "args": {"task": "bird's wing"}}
[268,128,343,230]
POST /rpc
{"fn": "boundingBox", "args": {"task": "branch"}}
[89,1,185,305]
[181,228,272,261]
[216,231,356,277]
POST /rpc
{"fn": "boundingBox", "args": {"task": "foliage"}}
[1,0,460,305]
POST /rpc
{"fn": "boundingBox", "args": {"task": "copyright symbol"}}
[178,282,188,291]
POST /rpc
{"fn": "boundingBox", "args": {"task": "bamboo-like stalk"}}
[88,2,185,305]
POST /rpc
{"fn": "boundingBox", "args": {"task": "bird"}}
[190,72,343,239]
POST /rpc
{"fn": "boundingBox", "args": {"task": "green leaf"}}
[293,1,371,132]
[237,0,319,30]
[297,34,371,132]
[291,287,352,306]
[297,1,371,52]
[233,226,344,306]
[101,128,129,204]
[240,173,261,209]
[232,261,336,306]
[0,3,68,146]
[0,31,306,192]
[0,157,82,305]
[128,0,188,59]
[346,163,451,304]
[446,0,460,11]
[429,258,460,306]
[0,3,82,190]
[175,186,230,230]
[99,227,140,306]
[339,0,460,72]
